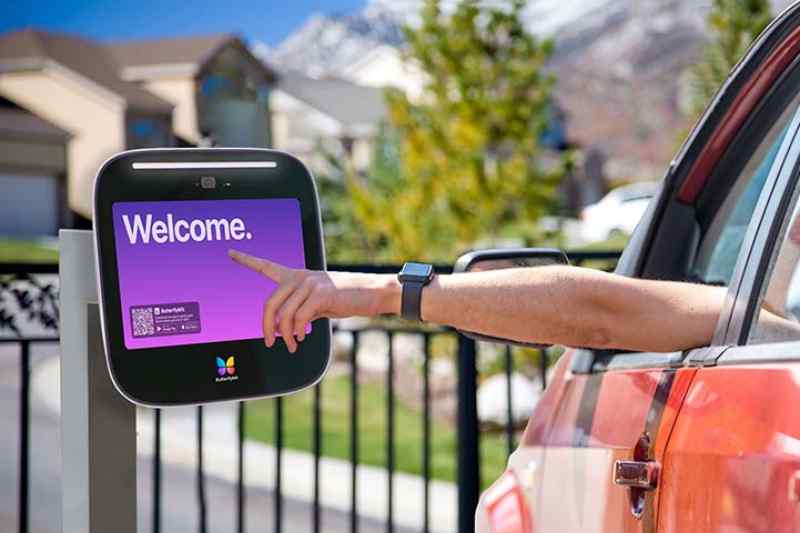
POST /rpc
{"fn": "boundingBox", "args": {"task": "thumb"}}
[228,249,284,281]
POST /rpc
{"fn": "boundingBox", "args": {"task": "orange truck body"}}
[477,2,800,531]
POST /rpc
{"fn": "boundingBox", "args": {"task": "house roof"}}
[106,33,276,82]
[278,71,385,130]
[0,98,69,141]
[106,33,234,69]
[0,28,172,113]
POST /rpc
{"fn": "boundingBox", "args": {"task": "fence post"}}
[60,229,137,533]
[456,334,480,533]
[18,340,29,533]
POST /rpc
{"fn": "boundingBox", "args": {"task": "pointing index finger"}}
[228,249,283,281]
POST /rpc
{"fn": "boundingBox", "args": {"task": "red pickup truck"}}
[470,2,800,531]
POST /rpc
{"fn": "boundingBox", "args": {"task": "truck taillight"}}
[483,470,532,533]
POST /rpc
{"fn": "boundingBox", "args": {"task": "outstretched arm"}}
[419,266,725,352]
[229,250,726,354]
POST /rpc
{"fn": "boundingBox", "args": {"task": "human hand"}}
[228,249,399,352]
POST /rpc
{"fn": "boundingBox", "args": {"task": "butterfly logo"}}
[216,356,235,377]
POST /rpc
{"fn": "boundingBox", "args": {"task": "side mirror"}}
[452,248,569,348]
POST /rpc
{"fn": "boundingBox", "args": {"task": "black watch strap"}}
[401,279,425,321]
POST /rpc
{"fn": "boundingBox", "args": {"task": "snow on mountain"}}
[255,0,709,80]
[253,4,405,77]
[523,0,624,38]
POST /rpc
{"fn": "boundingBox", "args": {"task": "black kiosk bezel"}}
[93,148,331,407]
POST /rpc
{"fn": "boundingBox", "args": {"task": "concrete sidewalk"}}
[34,355,457,532]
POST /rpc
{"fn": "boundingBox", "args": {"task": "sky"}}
[2,0,368,47]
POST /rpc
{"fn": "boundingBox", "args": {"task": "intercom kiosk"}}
[93,148,330,406]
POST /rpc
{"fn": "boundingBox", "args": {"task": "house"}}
[0,29,275,235]
[0,97,70,235]
[342,44,424,100]
[0,29,174,230]
[270,71,386,174]
[107,34,275,148]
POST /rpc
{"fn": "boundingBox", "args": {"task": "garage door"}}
[0,174,59,237]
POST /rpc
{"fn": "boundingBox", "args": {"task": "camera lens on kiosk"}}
[200,176,216,189]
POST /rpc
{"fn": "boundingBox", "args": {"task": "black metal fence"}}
[0,251,620,533]
[0,263,59,533]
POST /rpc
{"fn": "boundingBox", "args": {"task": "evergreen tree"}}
[690,0,772,115]
[346,0,565,262]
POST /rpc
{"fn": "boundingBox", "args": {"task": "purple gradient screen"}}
[112,199,306,350]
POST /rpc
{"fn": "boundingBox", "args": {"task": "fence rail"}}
[0,250,621,533]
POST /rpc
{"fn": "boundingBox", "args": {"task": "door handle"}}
[613,460,659,490]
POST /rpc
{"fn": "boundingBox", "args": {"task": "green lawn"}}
[0,239,58,263]
[245,374,511,488]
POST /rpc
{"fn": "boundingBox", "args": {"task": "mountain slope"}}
[258,0,795,179]
[253,4,404,77]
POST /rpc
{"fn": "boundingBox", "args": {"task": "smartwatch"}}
[398,262,435,321]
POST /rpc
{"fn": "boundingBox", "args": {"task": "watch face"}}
[401,262,433,280]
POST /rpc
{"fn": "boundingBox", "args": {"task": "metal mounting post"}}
[60,229,137,533]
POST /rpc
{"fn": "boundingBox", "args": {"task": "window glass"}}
[127,116,171,149]
[195,46,271,146]
[748,189,800,344]
[198,47,259,101]
[691,99,798,285]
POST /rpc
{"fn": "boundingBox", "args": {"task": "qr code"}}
[131,307,155,337]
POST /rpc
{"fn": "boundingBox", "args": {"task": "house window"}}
[198,47,260,101]
[127,116,171,149]
[195,46,272,147]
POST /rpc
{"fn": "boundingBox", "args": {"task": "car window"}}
[691,95,800,285]
[748,192,800,344]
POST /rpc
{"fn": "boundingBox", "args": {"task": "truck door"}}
[660,78,800,533]
[528,5,800,531]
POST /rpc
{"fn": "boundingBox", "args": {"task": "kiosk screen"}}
[111,198,306,350]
